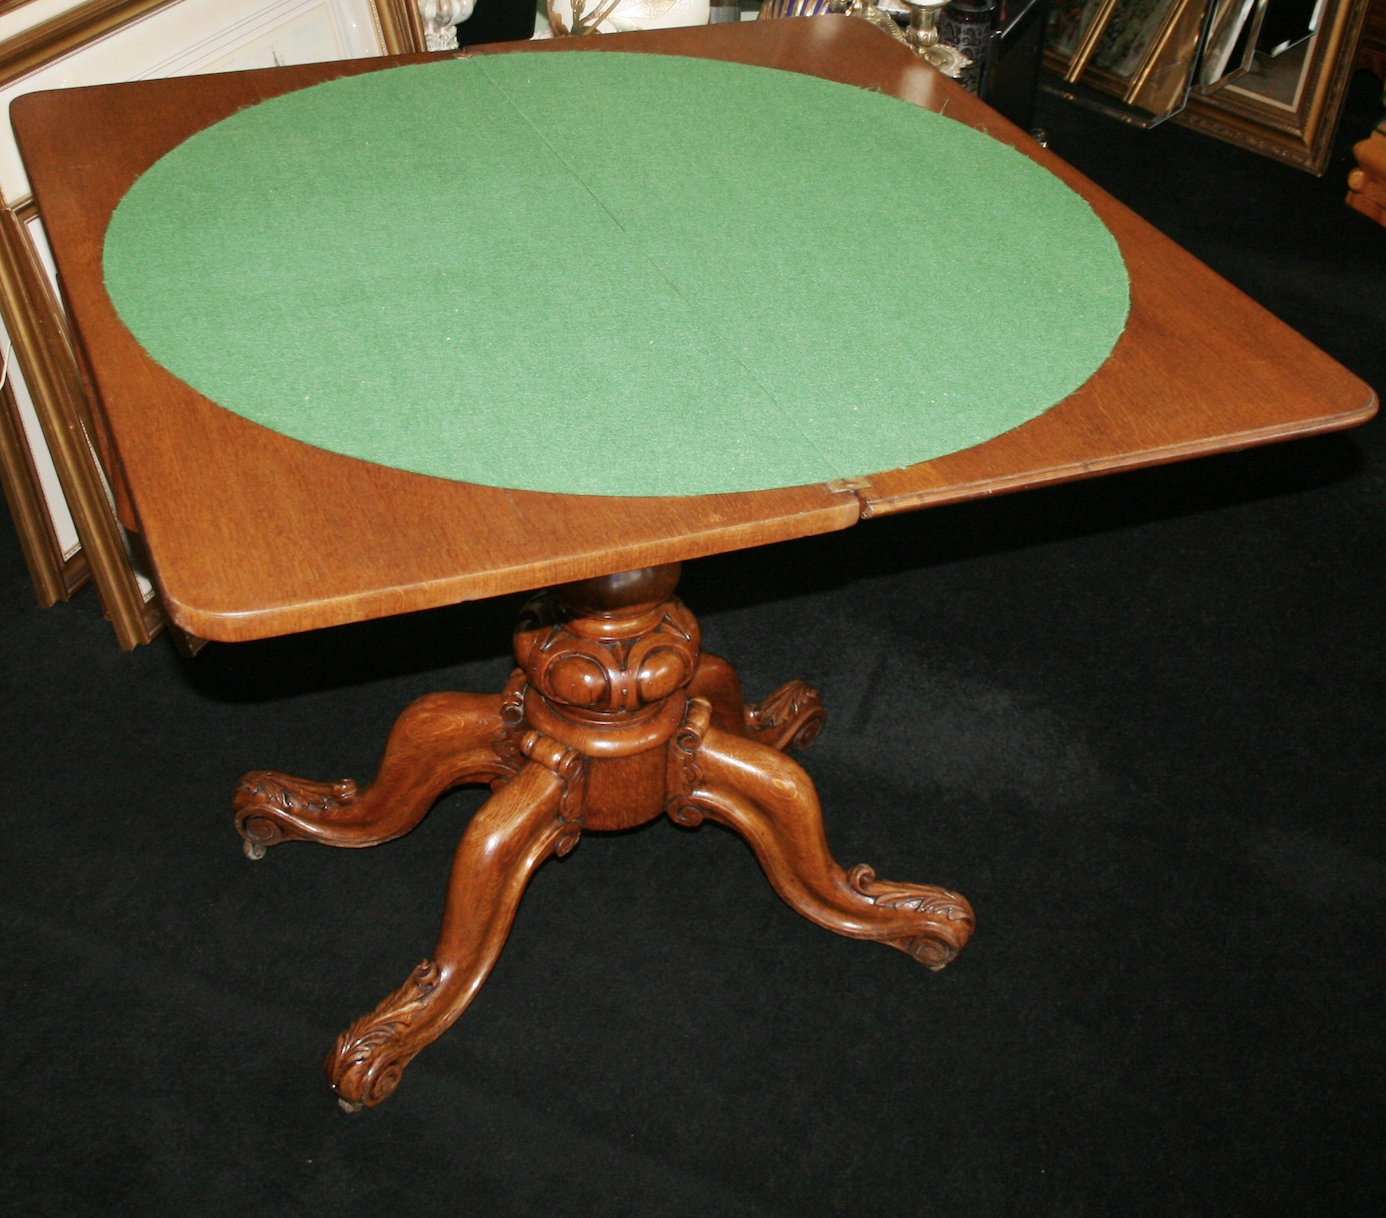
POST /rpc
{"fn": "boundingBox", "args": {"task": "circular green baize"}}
[104,52,1129,497]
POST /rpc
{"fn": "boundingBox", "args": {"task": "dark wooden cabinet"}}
[1355,0,1386,75]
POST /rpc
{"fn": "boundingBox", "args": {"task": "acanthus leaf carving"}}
[745,679,826,752]
[846,864,975,971]
[847,864,973,920]
[234,772,359,858]
[327,957,443,1110]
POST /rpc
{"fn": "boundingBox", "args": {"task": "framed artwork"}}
[1091,0,1182,79]
[1175,0,1374,172]
[0,0,427,647]
[1044,0,1208,117]
[1046,0,1110,59]
[1048,0,1124,78]
[1090,0,1206,111]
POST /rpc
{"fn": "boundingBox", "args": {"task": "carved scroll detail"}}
[234,773,358,859]
[847,864,975,970]
[327,958,442,1110]
[666,696,712,827]
[491,668,528,790]
[518,730,585,855]
[745,679,826,752]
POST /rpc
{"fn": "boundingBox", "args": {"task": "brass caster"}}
[241,838,267,861]
[337,1097,363,1114]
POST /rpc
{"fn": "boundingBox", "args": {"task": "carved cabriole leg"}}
[326,749,580,1110]
[238,560,973,1110]
[234,681,524,858]
[669,702,974,970]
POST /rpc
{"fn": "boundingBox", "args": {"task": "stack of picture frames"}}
[0,0,430,650]
[1044,0,1375,172]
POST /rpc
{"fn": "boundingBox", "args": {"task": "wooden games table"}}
[13,18,1375,1110]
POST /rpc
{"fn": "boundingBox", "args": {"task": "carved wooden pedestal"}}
[234,564,974,1110]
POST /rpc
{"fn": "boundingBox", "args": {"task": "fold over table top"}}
[99,51,1131,498]
[13,19,1376,642]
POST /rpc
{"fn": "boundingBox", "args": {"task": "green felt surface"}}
[103,52,1129,497]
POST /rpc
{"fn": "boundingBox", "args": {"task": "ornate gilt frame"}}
[0,0,427,646]
[1175,0,1374,173]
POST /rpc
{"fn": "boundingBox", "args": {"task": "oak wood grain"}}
[12,19,1375,641]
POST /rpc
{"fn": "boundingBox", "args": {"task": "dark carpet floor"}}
[2,69,1383,1218]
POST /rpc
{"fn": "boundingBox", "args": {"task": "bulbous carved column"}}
[513,564,701,830]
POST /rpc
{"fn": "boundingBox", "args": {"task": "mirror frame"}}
[1174,0,1374,173]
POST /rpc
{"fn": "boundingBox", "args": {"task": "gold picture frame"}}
[1045,0,1210,119]
[1175,0,1374,173]
[0,0,427,647]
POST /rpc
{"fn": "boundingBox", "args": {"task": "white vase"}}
[546,0,712,36]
